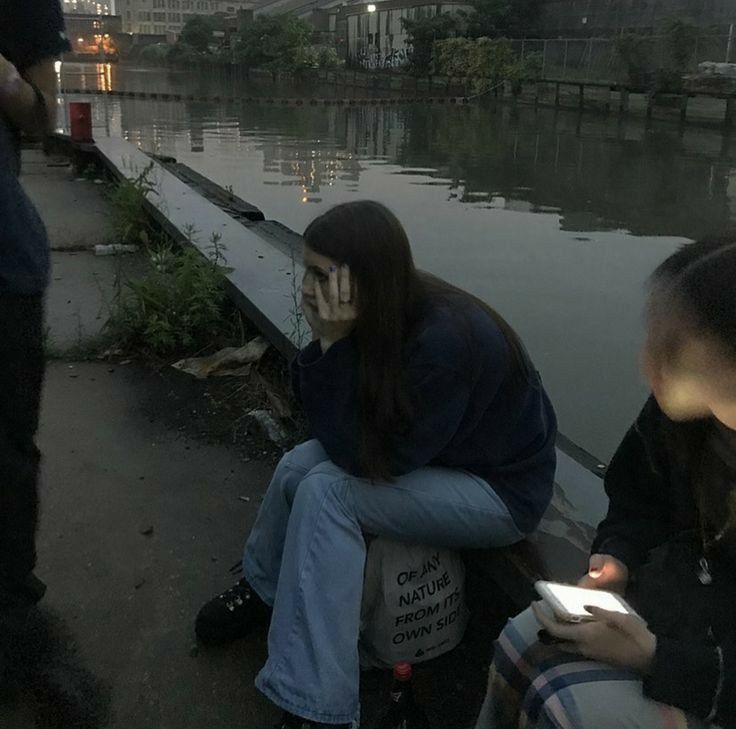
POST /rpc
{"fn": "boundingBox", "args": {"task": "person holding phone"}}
[475,236,736,729]
[194,201,557,729]
[0,1,70,623]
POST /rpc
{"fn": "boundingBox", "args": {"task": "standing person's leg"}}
[255,459,527,726]
[0,295,46,610]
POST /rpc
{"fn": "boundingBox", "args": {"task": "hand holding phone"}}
[577,553,629,594]
[535,580,636,623]
[531,594,655,673]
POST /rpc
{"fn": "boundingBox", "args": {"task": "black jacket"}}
[592,397,736,727]
[292,300,558,534]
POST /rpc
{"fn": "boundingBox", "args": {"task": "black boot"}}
[195,578,270,644]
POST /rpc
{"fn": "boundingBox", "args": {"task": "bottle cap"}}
[393,662,412,681]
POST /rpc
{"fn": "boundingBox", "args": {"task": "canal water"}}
[59,62,736,462]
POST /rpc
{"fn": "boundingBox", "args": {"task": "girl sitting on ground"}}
[195,201,557,729]
[475,236,736,729]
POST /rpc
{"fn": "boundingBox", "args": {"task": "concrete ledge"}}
[94,136,304,359]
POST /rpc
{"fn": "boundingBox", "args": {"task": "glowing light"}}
[367,3,376,11]
[54,60,63,74]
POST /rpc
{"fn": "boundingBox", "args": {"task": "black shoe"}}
[195,578,270,644]
[0,571,46,634]
[0,571,47,606]
[277,711,351,729]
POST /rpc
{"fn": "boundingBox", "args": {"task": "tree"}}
[464,0,542,38]
[233,15,313,70]
[179,15,217,53]
[401,13,459,76]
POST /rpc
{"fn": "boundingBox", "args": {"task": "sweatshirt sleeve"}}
[295,315,505,478]
[644,635,736,727]
[591,398,678,571]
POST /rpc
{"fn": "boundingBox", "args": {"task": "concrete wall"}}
[539,0,736,37]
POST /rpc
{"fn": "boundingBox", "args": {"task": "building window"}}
[153,0,164,7]
[154,24,166,33]
[140,23,151,32]
[153,12,166,20]
[168,0,181,7]
[138,11,151,20]
[169,12,181,22]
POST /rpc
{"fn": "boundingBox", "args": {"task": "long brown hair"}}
[304,200,534,480]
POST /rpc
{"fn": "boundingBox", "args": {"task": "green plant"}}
[316,47,339,69]
[108,236,231,356]
[663,17,699,73]
[179,15,218,53]
[464,0,542,38]
[615,33,653,89]
[401,13,459,76]
[433,36,518,85]
[521,51,543,81]
[108,164,158,245]
[233,15,313,71]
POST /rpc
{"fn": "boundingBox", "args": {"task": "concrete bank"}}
[89,136,607,599]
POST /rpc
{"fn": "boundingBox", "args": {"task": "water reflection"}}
[60,64,736,459]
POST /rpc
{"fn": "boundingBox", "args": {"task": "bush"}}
[107,163,158,246]
[316,47,339,69]
[433,36,518,82]
[521,51,543,81]
[233,14,313,70]
[615,33,654,89]
[166,41,202,65]
[401,13,459,76]
[108,237,231,356]
[138,43,170,65]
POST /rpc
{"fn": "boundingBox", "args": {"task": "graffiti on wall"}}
[356,47,410,70]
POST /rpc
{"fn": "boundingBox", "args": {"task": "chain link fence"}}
[511,35,733,83]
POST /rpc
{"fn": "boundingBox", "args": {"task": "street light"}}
[367,3,376,11]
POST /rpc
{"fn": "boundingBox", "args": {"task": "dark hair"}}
[647,234,736,365]
[304,200,533,480]
[647,235,736,529]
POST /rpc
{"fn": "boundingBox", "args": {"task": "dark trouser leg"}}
[0,295,45,587]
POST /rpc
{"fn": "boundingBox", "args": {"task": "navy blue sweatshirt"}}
[292,300,557,534]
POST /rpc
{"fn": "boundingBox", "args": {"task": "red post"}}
[69,102,93,142]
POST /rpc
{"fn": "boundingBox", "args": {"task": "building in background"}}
[116,0,257,36]
[255,0,347,34]
[342,0,470,69]
[63,0,115,15]
[64,13,123,58]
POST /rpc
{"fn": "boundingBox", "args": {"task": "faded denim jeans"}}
[243,440,527,725]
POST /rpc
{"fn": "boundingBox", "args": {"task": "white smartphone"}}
[535,580,636,623]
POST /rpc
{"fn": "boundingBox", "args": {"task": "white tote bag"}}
[360,537,470,669]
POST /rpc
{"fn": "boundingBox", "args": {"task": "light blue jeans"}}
[243,440,526,725]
